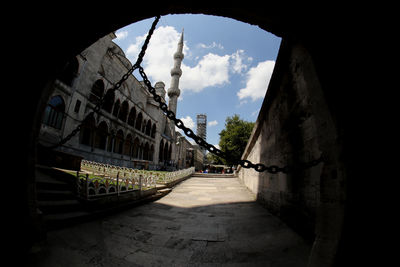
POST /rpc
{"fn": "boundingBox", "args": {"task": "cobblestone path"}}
[31,175,311,266]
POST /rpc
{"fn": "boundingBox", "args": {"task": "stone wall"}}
[238,38,345,263]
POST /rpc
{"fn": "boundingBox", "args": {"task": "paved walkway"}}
[30,175,311,266]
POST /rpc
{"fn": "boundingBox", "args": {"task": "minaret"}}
[167,29,184,116]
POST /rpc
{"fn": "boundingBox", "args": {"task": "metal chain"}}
[138,66,324,174]
[47,15,324,174]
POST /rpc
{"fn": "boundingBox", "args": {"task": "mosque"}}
[38,30,204,171]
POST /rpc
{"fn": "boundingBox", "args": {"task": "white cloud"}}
[175,115,195,134]
[198,42,224,50]
[237,60,275,101]
[180,115,195,129]
[115,30,128,40]
[126,26,185,88]
[208,120,218,127]
[181,53,230,92]
[125,26,234,95]
[230,49,248,74]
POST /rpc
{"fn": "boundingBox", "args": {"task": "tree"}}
[218,114,255,165]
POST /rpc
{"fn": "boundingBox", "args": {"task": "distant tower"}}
[167,29,184,116]
[196,114,207,153]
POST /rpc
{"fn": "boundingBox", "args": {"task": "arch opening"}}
[23,8,350,267]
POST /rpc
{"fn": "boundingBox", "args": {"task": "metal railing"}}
[77,160,194,198]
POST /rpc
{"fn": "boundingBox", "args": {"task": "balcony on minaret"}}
[170,66,182,77]
[174,51,184,61]
[167,87,180,98]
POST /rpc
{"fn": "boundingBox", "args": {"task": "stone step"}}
[37,189,76,200]
[37,199,82,214]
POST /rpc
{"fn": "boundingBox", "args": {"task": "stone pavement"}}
[30,175,311,266]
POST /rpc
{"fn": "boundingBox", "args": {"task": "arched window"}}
[43,95,65,130]
[135,113,143,131]
[118,101,129,122]
[102,89,115,113]
[151,124,156,138]
[127,107,136,127]
[145,120,152,136]
[112,99,120,117]
[89,79,104,104]
[94,121,108,150]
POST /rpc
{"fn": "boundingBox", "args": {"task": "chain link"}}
[46,15,323,174]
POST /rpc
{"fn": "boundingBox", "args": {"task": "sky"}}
[113,14,281,148]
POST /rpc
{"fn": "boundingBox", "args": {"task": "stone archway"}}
[18,5,367,266]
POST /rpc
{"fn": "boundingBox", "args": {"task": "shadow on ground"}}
[29,177,311,267]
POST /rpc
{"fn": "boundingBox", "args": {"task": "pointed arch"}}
[118,100,129,122]
[145,120,152,136]
[135,112,143,130]
[127,107,136,127]
[89,79,104,104]
[112,99,120,117]
[102,89,115,113]
[151,123,156,138]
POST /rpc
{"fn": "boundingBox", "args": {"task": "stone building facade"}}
[39,31,199,170]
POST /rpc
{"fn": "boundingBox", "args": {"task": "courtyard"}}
[30,175,310,266]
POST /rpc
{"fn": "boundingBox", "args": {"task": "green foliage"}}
[218,114,255,165]
[207,150,224,165]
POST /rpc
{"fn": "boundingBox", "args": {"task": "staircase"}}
[35,166,90,229]
[35,166,176,230]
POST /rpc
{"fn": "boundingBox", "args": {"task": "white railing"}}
[157,167,195,184]
[78,160,194,198]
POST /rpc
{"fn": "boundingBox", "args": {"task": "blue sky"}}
[113,14,281,147]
